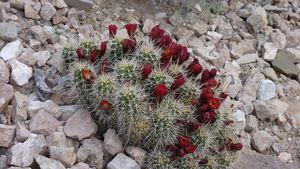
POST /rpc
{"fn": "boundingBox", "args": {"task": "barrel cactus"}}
[62,23,242,168]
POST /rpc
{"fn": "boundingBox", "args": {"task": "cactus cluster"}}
[62,23,242,168]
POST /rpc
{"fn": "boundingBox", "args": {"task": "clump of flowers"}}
[63,23,242,168]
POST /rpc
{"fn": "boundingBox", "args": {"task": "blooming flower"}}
[201,87,214,99]
[76,48,84,59]
[100,100,110,110]
[155,84,168,101]
[188,121,200,132]
[81,68,94,83]
[186,144,197,153]
[178,135,190,148]
[125,23,137,38]
[122,38,136,53]
[108,24,117,38]
[157,35,172,47]
[150,25,165,40]
[207,98,220,109]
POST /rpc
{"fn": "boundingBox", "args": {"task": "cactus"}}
[62,23,242,168]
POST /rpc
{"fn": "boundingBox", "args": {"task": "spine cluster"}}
[63,23,242,168]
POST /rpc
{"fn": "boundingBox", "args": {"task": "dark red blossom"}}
[99,41,107,57]
[81,68,94,83]
[157,35,172,47]
[108,24,117,38]
[170,74,185,90]
[207,98,220,110]
[188,121,200,132]
[89,48,97,63]
[229,143,243,151]
[122,39,136,53]
[186,144,197,153]
[187,58,202,76]
[200,69,210,83]
[198,104,209,113]
[207,78,217,87]
[177,46,190,65]
[76,48,85,59]
[178,135,190,148]
[201,87,214,99]
[161,59,171,70]
[125,24,137,37]
[141,64,152,80]
[99,58,109,74]
[100,100,110,110]
[155,84,168,101]
[209,68,217,78]
[191,98,199,106]
[150,25,165,40]
[161,46,175,62]
[177,148,186,157]
[198,111,217,124]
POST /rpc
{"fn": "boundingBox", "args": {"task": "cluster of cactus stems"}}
[62,23,242,168]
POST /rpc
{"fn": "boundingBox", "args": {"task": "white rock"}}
[236,52,258,64]
[252,130,275,152]
[27,99,62,118]
[207,31,223,41]
[32,51,51,67]
[263,42,278,61]
[0,40,23,61]
[69,162,91,169]
[229,110,246,134]
[35,155,65,169]
[40,2,56,21]
[245,115,258,132]
[269,29,286,49]
[107,153,140,169]
[0,59,10,83]
[16,121,31,142]
[142,18,155,34]
[104,129,123,156]
[0,124,16,147]
[0,22,18,42]
[286,47,300,63]
[46,130,68,147]
[125,146,146,168]
[257,79,276,101]
[262,68,278,81]
[53,0,68,8]
[278,152,292,163]
[24,5,39,19]
[8,59,32,86]
[49,146,76,167]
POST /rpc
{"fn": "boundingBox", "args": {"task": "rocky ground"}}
[0,0,299,169]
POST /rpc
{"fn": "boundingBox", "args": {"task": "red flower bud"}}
[76,48,85,59]
[178,135,190,148]
[99,41,107,57]
[230,143,243,151]
[188,121,200,132]
[125,23,138,38]
[186,144,197,154]
[170,74,185,90]
[89,48,97,63]
[207,78,217,87]
[150,25,165,40]
[209,68,217,78]
[141,64,152,80]
[201,69,210,83]
[187,59,202,76]
[100,100,110,110]
[209,111,217,123]
[177,148,186,157]
[198,104,209,113]
[155,84,168,101]
[201,87,214,99]
[198,111,217,124]
[99,58,109,74]
[108,24,117,38]
[157,35,172,47]
[122,38,136,53]
[161,46,175,62]
[207,98,220,110]
[81,68,94,83]
[178,46,190,65]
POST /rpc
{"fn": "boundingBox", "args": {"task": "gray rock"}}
[0,22,17,41]
[173,28,194,41]
[40,2,56,21]
[188,21,209,36]
[236,52,258,64]
[229,109,246,134]
[68,162,91,169]
[278,152,292,163]
[29,109,61,136]
[27,99,62,118]
[0,40,23,61]
[24,5,39,19]
[16,121,31,142]
[0,82,14,113]
[269,29,286,49]
[125,146,146,168]
[35,155,65,169]
[76,137,103,169]
[254,99,288,121]
[272,50,300,77]
[263,42,278,61]
[49,146,76,167]
[245,115,258,132]
[229,149,298,169]
[52,0,68,8]
[286,47,300,63]
[32,51,51,67]
[251,130,275,152]
[8,59,32,86]
[0,59,9,83]
[64,0,94,11]
[0,155,8,169]
[30,25,49,43]
[262,68,278,81]
[286,29,300,48]
[64,109,97,140]
[9,134,47,167]
[107,153,140,169]
[0,124,16,147]
[257,79,276,101]
[104,129,123,156]
[46,130,68,147]
[142,18,155,34]
[11,91,28,122]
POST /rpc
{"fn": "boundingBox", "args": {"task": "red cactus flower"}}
[122,38,136,53]
[157,35,172,47]
[209,68,217,78]
[89,48,97,63]
[201,87,214,99]
[178,135,190,148]
[99,41,107,57]
[207,98,220,109]
[141,64,152,80]
[150,25,165,40]
[76,48,85,59]
[108,24,117,38]
[188,121,200,132]
[191,98,199,106]
[100,100,110,110]
[207,78,217,87]
[81,68,94,83]
[198,111,216,124]
[186,144,197,154]
[197,104,209,113]
[200,69,210,83]
[99,58,109,74]
[155,84,168,101]
[187,59,202,76]
[177,148,186,157]
[178,46,190,65]
[161,46,175,62]
[125,23,137,38]
[170,74,185,90]
[230,143,243,151]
